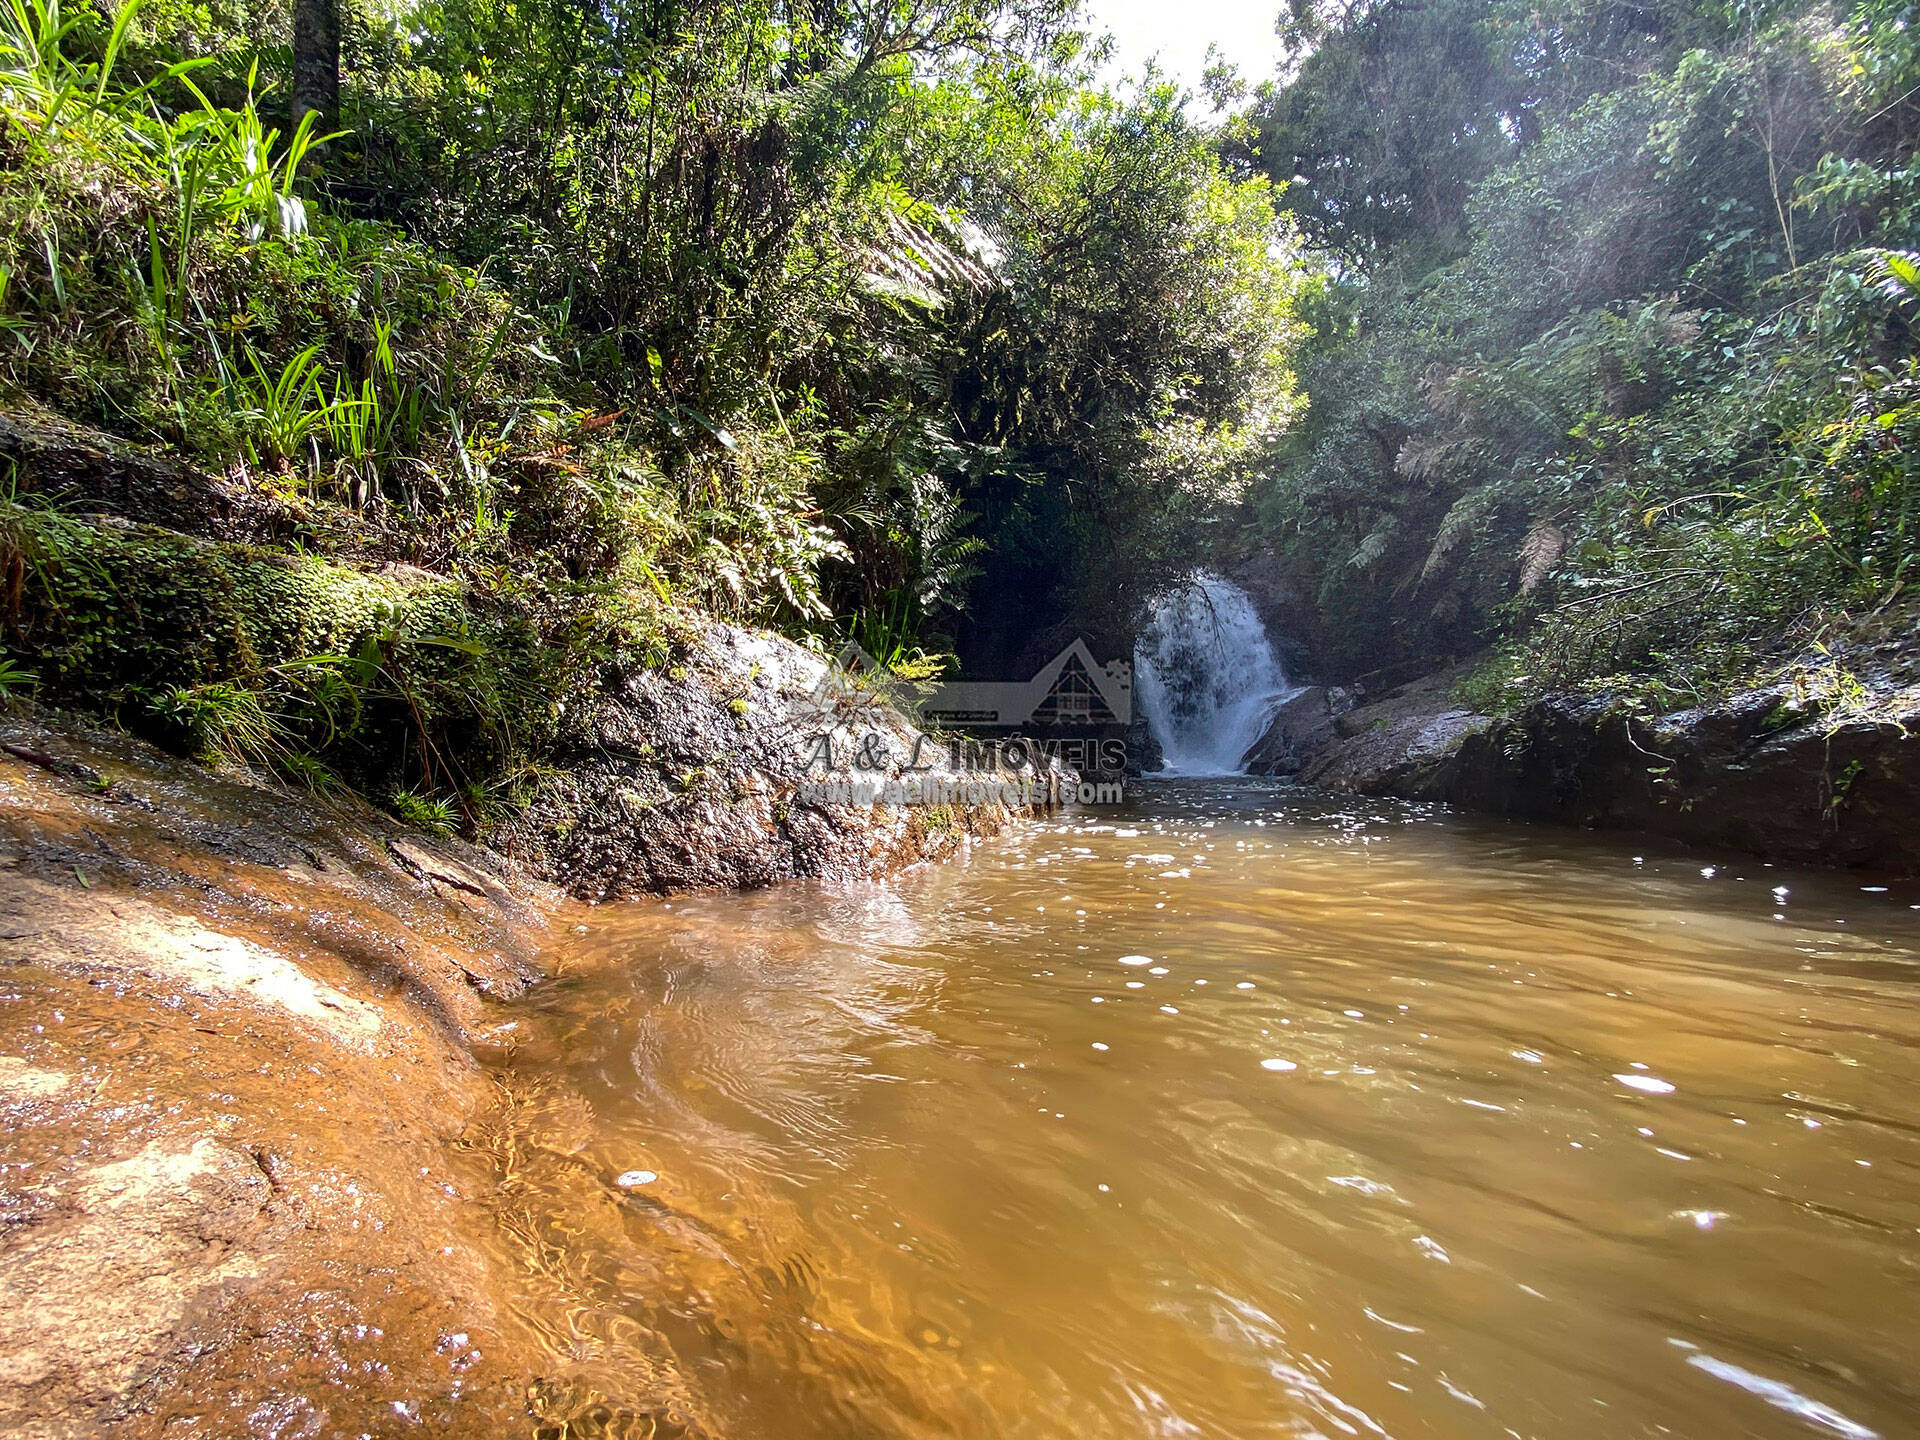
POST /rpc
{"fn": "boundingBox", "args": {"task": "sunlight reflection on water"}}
[485,779,1920,1439]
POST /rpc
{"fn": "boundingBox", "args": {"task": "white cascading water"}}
[1134,573,1297,776]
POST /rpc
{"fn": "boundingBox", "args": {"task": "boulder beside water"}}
[489,620,1052,900]
[1288,667,1920,873]
[1238,685,1361,776]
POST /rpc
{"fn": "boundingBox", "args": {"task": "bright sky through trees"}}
[1082,0,1286,91]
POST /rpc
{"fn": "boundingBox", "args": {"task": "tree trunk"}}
[291,0,340,132]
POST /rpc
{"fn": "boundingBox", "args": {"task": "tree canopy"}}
[1,0,1908,810]
[1239,0,1919,703]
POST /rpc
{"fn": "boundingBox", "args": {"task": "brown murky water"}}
[483,781,1920,1439]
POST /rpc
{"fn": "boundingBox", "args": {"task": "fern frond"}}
[1396,432,1462,481]
[1419,487,1493,584]
[1347,521,1395,571]
[1517,520,1566,594]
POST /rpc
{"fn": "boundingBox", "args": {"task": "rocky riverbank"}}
[0,643,1040,1436]
[0,717,561,1438]
[1248,661,1920,874]
[0,406,1051,1435]
[0,407,1045,909]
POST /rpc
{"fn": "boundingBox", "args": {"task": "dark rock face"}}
[1224,549,1322,677]
[0,407,310,549]
[1128,716,1163,775]
[1239,685,1361,775]
[1295,672,1920,873]
[492,623,1048,900]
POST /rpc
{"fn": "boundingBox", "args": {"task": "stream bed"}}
[480,780,1920,1439]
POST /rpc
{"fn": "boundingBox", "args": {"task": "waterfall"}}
[1134,573,1297,776]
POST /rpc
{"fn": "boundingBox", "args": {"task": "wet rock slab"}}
[1238,685,1362,776]
[0,720,574,1438]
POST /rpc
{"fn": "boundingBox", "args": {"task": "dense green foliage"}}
[6,0,1902,820]
[0,0,1296,814]
[134,0,1296,650]
[1243,0,1918,704]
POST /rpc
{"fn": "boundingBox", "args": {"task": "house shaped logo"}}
[920,639,1131,731]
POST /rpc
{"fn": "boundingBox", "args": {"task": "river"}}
[474,780,1920,1440]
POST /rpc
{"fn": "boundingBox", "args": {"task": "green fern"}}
[389,788,458,838]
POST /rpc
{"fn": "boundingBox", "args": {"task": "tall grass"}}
[1,0,351,437]
[0,0,864,833]
[0,0,329,239]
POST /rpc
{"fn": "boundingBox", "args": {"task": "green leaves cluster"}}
[315,0,1301,661]
[0,0,1306,826]
[1245,0,1920,701]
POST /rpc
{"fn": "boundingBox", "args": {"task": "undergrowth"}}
[0,0,840,830]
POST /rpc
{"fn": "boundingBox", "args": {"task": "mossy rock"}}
[7,512,576,790]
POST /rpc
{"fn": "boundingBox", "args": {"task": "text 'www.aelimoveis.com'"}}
[796,775,1126,807]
